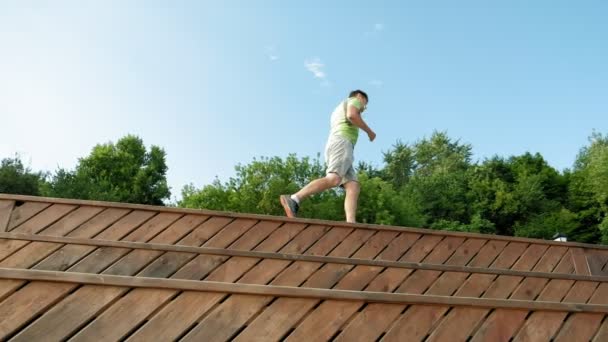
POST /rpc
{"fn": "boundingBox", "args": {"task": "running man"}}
[280,89,376,223]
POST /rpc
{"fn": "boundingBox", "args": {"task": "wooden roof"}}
[1,194,607,341]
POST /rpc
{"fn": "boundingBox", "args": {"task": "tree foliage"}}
[0,156,45,196]
[4,130,608,245]
[44,135,170,205]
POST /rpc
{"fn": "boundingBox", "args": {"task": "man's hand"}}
[367,130,376,142]
[347,104,376,142]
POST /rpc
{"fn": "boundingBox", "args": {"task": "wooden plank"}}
[3,211,183,342]
[38,205,105,236]
[71,219,274,341]
[445,238,488,266]
[140,220,280,279]
[554,249,576,274]
[18,215,229,342]
[586,250,608,275]
[33,209,149,272]
[106,215,214,278]
[425,243,548,342]
[572,247,592,275]
[393,274,496,342]
[11,203,76,234]
[533,245,568,272]
[0,204,76,261]
[399,234,444,262]
[0,206,104,269]
[320,234,443,342]
[334,303,402,342]
[100,215,233,276]
[126,223,310,342]
[511,244,549,271]
[500,281,599,341]
[465,240,508,267]
[395,237,466,293]
[592,318,608,342]
[379,238,486,342]
[383,272,488,342]
[0,208,125,302]
[318,235,442,342]
[234,231,397,342]
[490,242,530,269]
[181,226,361,341]
[2,269,608,313]
[0,210,156,340]
[86,221,279,339]
[553,313,604,342]
[376,232,421,260]
[0,239,29,265]
[508,280,574,341]
[455,249,554,341]
[6,201,50,230]
[2,232,605,283]
[227,219,284,250]
[0,200,14,232]
[552,283,608,341]
[431,278,562,342]
[237,232,420,342]
[306,231,394,286]
[170,221,304,281]
[6,194,608,254]
[67,212,183,274]
[331,237,464,342]
[0,280,72,339]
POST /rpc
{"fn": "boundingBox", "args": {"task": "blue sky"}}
[1,1,607,201]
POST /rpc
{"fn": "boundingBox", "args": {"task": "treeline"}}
[2,132,608,244]
[1,135,170,205]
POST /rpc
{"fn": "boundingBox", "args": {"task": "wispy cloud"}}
[370,79,384,87]
[264,45,279,61]
[364,23,385,37]
[304,57,326,79]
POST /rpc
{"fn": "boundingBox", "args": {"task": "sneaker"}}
[280,195,299,218]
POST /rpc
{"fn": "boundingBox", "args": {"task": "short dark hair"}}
[349,90,368,102]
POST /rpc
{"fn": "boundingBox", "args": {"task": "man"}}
[280,90,376,223]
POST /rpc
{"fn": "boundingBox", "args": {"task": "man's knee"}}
[345,181,360,194]
[326,173,342,187]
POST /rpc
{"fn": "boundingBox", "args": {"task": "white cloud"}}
[304,57,326,79]
[264,45,279,61]
[370,79,383,87]
[365,23,385,37]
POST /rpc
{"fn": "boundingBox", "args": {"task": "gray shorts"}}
[325,136,357,186]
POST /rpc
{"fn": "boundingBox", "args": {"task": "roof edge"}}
[1,193,606,251]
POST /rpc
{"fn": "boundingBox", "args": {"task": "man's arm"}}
[347,105,376,142]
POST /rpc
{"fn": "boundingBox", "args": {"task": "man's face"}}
[357,94,368,113]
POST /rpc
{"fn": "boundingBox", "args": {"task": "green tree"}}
[0,155,45,196]
[468,153,569,237]
[567,132,608,243]
[45,135,170,205]
[381,141,414,188]
[180,154,344,220]
[513,209,579,240]
[356,173,427,226]
[390,131,473,225]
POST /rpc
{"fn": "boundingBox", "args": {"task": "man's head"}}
[349,90,368,111]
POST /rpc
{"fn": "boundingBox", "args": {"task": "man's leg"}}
[280,173,341,218]
[294,173,342,200]
[281,137,349,218]
[343,180,360,223]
